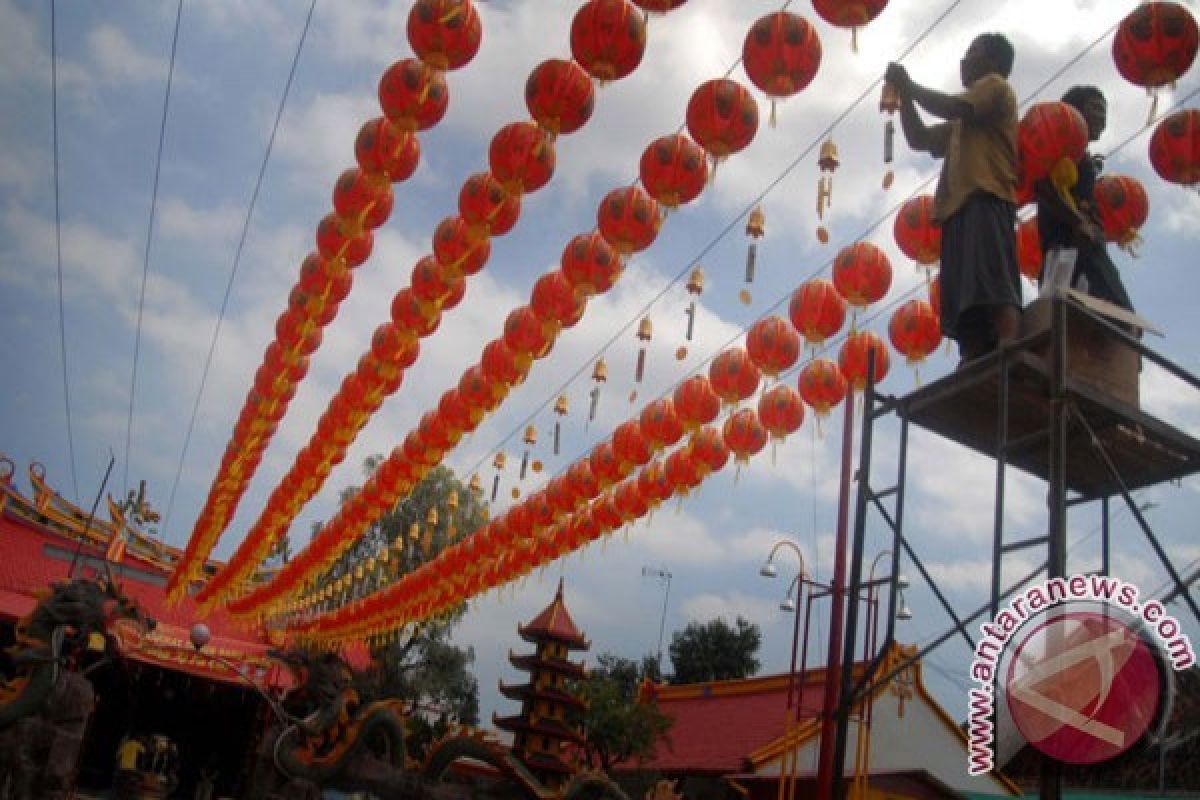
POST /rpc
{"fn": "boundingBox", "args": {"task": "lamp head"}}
[760,562,777,579]
[896,604,913,621]
[897,573,910,590]
[189,623,211,651]
[779,597,796,613]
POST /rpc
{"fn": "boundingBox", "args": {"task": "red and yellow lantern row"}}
[195,0,670,608]
[225,82,759,616]
[170,2,484,599]
[291,401,793,640]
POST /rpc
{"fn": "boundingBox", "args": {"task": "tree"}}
[572,653,673,772]
[316,460,487,755]
[667,616,761,685]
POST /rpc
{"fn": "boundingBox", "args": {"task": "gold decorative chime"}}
[880,82,899,189]
[589,358,607,425]
[632,317,653,404]
[446,489,459,539]
[553,394,568,455]
[491,451,506,502]
[521,425,537,480]
[816,138,840,243]
[681,266,705,360]
[743,206,764,304]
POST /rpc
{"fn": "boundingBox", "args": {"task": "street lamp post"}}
[641,566,672,676]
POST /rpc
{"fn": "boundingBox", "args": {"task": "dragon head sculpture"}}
[20,576,155,659]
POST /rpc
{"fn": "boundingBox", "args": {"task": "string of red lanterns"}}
[218,74,761,617]
[168,0,483,600]
[191,0,664,608]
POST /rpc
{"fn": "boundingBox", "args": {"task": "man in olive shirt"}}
[886,34,1021,365]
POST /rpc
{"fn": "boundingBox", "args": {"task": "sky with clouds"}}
[1,0,1198,727]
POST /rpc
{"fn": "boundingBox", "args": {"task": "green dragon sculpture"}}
[0,576,154,800]
[246,650,629,800]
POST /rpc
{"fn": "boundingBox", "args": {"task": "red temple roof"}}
[517,577,590,649]
[0,508,291,688]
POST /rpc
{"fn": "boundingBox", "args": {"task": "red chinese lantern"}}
[561,231,623,295]
[613,420,652,468]
[531,270,586,330]
[439,389,477,434]
[377,59,449,131]
[1149,109,1200,187]
[411,255,456,306]
[640,398,685,450]
[407,0,482,72]
[673,375,721,431]
[758,384,805,442]
[570,0,647,82]
[686,79,760,160]
[1094,174,1150,253]
[1019,102,1088,184]
[460,172,521,237]
[592,493,626,533]
[481,338,526,388]
[316,213,373,267]
[832,241,892,310]
[419,410,458,451]
[888,299,942,368]
[838,330,890,390]
[503,306,553,359]
[371,322,421,366]
[893,194,941,269]
[798,358,847,417]
[459,365,502,412]
[638,459,673,507]
[789,278,847,347]
[546,475,578,517]
[723,408,768,467]
[597,186,661,254]
[391,288,442,339]
[1112,2,1198,103]
[746,316,801,378]
[332,168,392,225]
[354,117,421,182]
[1016,216,1042,282]
[613,480,650,523]
[567,460,601,504]
[489,122,556,195]
[525,58,595,136]
[812,0,889,49]
[441,273,467,311]
[689,426,729,475]
[709,348,762,406]
[639,134,709,209]
[664,447,701,494]
[742,12,822,125]
[433,215,491,277]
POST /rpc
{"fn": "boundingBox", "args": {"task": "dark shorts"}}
[939,193,1021,342]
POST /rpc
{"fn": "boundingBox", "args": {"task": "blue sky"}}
[1,0,1198,728]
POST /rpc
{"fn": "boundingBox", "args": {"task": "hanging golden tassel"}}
[491,452,506,502]
[816,138,839,243]
[684,266,704,347]
[589,358,607,426]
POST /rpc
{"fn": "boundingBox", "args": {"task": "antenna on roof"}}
[68,450,116,580]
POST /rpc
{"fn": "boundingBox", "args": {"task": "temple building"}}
[494,578,589,787]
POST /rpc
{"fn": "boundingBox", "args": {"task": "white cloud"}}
[679,589,780,629]
[86,24,170,86]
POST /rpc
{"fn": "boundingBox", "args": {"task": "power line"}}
[161,0,319,546]
[123,0,184,496]
[50,0,80,504]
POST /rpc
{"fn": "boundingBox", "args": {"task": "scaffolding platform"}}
[893,348,1200,499]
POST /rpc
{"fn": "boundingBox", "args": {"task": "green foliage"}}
[315,460,487,751]
[572,653,673,772]
[667,616,761,685]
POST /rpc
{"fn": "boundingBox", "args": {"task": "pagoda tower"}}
[494,578,590,787]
